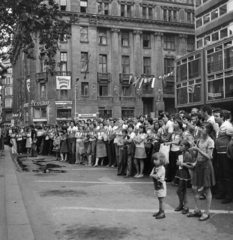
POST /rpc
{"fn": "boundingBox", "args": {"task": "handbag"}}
[159,143,170,163]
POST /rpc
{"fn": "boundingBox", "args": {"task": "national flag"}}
[187,85,195,93]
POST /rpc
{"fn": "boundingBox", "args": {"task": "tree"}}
[0,0,71,73]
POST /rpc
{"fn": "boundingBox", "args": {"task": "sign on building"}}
[56,76,71,90]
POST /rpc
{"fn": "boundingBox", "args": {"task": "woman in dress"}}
[187,122,215,221]
[60,130,68,162]
[26,128,32,155]
[75,125,85,164]
[165,119,183,184]
[10,128,18,155]
[94,122,107,167]
[133,125,147,178]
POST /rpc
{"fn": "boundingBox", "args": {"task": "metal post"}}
[75,78,79,119]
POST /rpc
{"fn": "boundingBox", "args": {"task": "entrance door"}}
[142,97,153,116]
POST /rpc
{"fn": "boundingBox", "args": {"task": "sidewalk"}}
[0,146,34,240]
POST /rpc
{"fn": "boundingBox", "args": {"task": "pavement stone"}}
[2,146,35,240]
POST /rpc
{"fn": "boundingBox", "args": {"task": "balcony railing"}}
[120,96,136,102]
[98,96,113,102]
[97,72,111,81]
[36,72,48,81]
[55,71,71,76]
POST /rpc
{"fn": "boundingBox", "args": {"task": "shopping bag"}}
[159,143,170,164]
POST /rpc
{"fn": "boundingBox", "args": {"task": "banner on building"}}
[56,76,71,90]
[26,79,30,92]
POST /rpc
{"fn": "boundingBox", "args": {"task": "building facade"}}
[1,59,13,124]
[175,0,233,111]
[13,0,195,125]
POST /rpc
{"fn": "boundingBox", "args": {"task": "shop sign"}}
[208,93,222,97]
[56,76,71,90]
[56,104,72,109]
[30,100,50,106]
[12,114,19,118]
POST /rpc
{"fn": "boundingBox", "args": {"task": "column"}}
[154,32,165,116]
[178,34,187,56]
[111,28,121,118]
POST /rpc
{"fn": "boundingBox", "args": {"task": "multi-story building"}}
[175,0,233,111]
[1,59,13,124]
[13,0,195,125]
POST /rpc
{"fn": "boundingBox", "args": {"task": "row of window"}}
[79,27,195,51]
[32,106,135,120]
[60,0,194,23]
[61,51,175,76]
[196,2,231,29]
[196,25,233,49]
[195,0,210,8]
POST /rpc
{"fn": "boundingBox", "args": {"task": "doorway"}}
[142,97,153,116]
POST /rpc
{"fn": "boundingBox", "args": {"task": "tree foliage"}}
[0,0,71,73]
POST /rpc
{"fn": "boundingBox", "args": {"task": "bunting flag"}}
[129,75,133,84]
[187,85,195,93]
[151,78,155,88]
[138,78,144,89]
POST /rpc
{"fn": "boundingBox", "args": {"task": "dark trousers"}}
[107,140,115,166]
[36,136,43,154]
[167,150,180,182]
[17,141,22,154]
[217,153,233,199]
[42,139,50,155]
[68,138,76,164]
[118,146,127,175]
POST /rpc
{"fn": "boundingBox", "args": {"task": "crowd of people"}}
[4,105,233,220]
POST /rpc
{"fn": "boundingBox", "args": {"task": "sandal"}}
[182,208,189,214]
[187,211,202,218]
[155,212,166,219]
[152,211,161,217]
[199,213,210,221]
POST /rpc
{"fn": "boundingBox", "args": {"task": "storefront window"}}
[188,59,201,79]
[57,109,71,118]
[208,79,224,101]
[207,51,223,74]
[176,63,187,82]
[224,46,233,69]
[177,87,188,105]
[225,76,233,98]
[189,84,201,103]
[34,107,47,118]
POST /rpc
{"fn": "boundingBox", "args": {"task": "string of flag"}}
[128,70,174,89]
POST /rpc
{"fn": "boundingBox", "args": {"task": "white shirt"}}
[165,120,174,134]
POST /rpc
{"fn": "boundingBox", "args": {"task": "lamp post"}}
[74,78,79,120]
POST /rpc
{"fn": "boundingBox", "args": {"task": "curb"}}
[4,146,35,240]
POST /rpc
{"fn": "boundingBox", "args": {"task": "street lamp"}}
[74,78,79,119]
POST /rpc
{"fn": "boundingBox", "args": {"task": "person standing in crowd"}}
[36,126,44,154]
[53,131,61,161]
[174,140,193,214]
[107,120,116,167]
[67,121,77,164]
[124,124,136,178]
[16,127,23,154]
[114,120,123,167]
[214,108,233,204]
[31,125,37,157]
[26,128,32,155]
[75,125,85,164]
[160,112,174,142]
[187,122,215,221]
[150,152,168,220]
[94,122,107,167]
[133,125,147,178]
[10,128,18,155]
[60,130,68,162]
[165,119,183,184]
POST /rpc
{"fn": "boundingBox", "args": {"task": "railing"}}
[55,71,71,76]
[98,96,113,101]
[35,72,48,80]
[120,96,136,101]
[97,72,111,80]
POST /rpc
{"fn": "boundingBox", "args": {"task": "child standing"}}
[150,152,168,219]
[53,132,61,161]
[174,140,193,214]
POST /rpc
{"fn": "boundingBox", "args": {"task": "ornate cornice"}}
[117,0,135,5]
[133,30,142,35]
[111,28,120,33]
[139,3,156,8]
[65,12,195,29]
